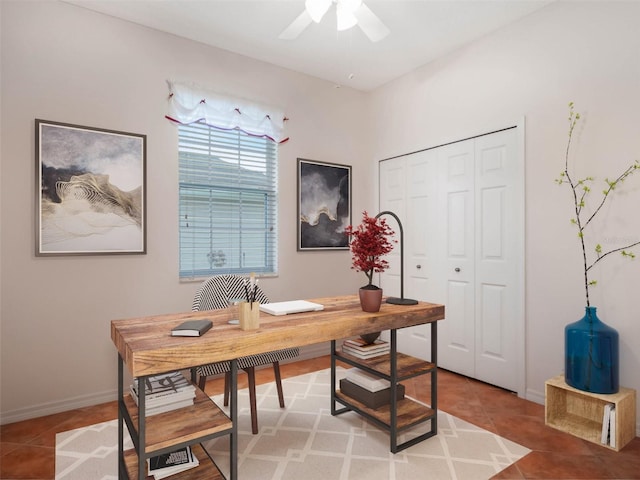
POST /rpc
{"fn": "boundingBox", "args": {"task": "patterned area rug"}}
[56,368,529,480]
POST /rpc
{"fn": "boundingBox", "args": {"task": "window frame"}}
[177,122,278,280]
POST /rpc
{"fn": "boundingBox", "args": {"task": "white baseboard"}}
[1,389,117,426]
[0,343,331,426]
[525,387,545,406]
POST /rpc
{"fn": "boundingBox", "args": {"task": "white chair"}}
[192,274,299,434]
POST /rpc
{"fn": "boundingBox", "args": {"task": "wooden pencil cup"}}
[239,302,260,330]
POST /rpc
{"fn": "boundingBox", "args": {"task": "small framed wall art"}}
[35,119,147,255]
[297,158,351,251]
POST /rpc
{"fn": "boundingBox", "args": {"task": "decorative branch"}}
[555,102,640,306]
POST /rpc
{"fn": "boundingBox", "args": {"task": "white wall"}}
[0,1,369,422]
[370,0,640,429]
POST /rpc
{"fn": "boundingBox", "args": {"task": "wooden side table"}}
[545,374,636,451]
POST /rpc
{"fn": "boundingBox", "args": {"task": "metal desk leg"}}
[390,329,398,453]
[137,374,146,480]
[330,340,337,415]
[118,354,125,479]
[431,321,438,434]
[230,359,238,480]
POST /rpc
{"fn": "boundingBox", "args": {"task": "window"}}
[178,122,278,279]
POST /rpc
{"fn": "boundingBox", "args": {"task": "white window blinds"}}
[178,122,278,279]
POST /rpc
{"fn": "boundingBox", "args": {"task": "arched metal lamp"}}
[375,211,418,305]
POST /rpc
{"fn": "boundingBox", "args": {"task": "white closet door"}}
[379,127,523,395]
[379,151,438,360]
[473,129,522,392]
[405,151,438,303]
[437,139,476,378]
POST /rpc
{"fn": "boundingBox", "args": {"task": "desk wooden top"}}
[111,295,445,377]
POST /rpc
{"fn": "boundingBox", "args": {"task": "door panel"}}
[379,161,405,298]
[478,283,506,357]
[480,186,505,259]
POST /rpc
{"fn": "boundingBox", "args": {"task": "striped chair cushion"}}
[192,275,299,376]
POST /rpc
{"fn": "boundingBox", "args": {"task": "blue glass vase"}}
[565,306,619,394]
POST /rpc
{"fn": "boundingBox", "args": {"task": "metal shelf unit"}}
[330,324,438,453]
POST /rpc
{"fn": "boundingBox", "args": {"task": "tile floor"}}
[1,356,639,479]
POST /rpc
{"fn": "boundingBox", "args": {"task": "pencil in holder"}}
[239,301,260,330]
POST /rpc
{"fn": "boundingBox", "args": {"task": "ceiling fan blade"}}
[278,10,313,40]
[354,3,390,42]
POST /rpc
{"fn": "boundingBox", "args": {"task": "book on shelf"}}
[600,403,616,447]
[601,403,613,444]
[148,445,199,479]
[171,319,212,337]
[609,406,617,448]
[129,385,196,407]
[146,399,195,416]
[130,371,196,415]
[341,338,389,359]
[341,345,389,359]
[132,371,195,399]
[343,338,390,352]
[345,368,390,393]
[340,378,405,409]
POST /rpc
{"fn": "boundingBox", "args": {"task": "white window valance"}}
[166,80,289,143]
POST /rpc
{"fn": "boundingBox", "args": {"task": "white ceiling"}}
[64,0,553,91]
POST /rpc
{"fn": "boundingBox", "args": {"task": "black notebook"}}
[171,319,212,337]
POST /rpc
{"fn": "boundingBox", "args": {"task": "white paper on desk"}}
[259,300,324,316]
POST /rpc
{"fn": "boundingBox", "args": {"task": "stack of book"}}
[148,445,199,479]
[601,403,617,448]
[341,338,390,359]
[130,371,196,416]
[340,368,405,409]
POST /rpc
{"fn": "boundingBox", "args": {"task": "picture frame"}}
[35,119,147,255]
[297,158,351,251]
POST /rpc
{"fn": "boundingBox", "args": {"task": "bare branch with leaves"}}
[555,102,640,306]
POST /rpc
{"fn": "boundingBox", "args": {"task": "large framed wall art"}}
[35,119,147,255]
[297,158,351,251]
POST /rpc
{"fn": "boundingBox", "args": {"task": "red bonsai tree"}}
[345,211,395,289]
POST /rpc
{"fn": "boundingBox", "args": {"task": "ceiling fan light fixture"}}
[281,0,388,42]
[305,0,332,23]
[336,4,358,31]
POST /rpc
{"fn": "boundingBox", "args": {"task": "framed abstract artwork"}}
[297,158,351,251]
[35,119,147,255]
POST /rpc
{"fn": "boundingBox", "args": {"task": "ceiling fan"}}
[279,0,390,42]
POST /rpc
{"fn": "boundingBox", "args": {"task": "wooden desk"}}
[112,295,445,479]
